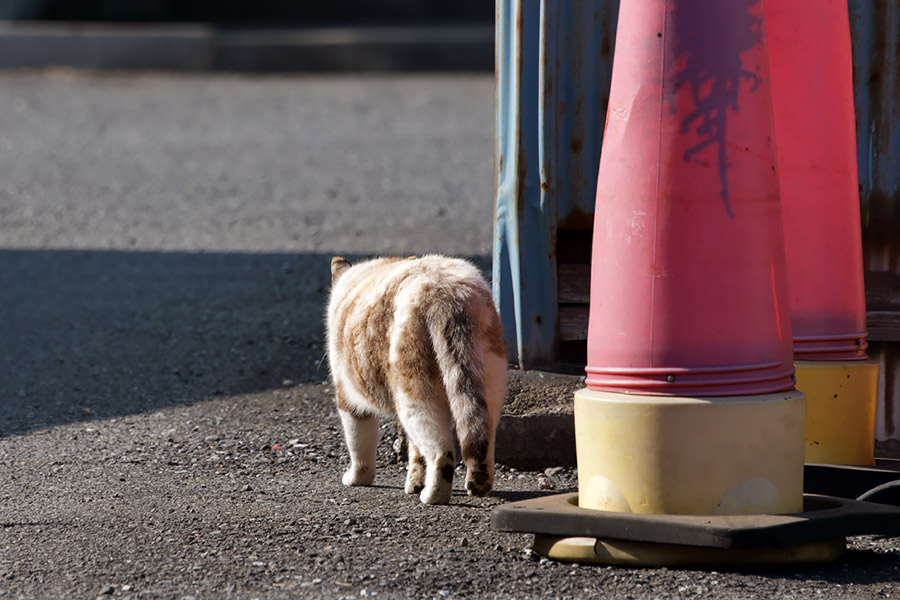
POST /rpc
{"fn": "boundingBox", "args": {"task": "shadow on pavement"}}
[0,248,489,438]
[738,543,900,584]
[0,248,331,437]
[0,248,334,436]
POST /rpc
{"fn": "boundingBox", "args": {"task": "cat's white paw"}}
[418,451,455,504]
[419,484,452,505]
[342,466,375,486]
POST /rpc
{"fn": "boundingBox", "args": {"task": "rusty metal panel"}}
[849,0,900,448]
[494,0,552,368]
[540,0,618,230]
[850,0,900,242]
[493,0,617,369]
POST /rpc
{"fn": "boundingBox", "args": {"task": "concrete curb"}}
[0,22,495,71]
[0,23,215,69]
[496,413,576,471]
[494,370,583,470]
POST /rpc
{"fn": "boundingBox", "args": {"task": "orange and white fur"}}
[326,255,507,504]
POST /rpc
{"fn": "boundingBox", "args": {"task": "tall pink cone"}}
[586,0,795,396]
[767,0,868,361]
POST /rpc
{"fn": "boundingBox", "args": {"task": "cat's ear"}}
[331,256,352,285]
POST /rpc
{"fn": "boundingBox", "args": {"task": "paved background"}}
[0,71,899,599]
[0,70,494,436]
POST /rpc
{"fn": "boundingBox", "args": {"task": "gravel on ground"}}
[0,70,898,599]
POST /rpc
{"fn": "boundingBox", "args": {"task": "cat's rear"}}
[327,255,507,504]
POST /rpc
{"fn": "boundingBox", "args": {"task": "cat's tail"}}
[428,286,505,497]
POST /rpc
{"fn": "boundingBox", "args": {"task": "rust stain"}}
[601,35,611,59]
[859,1,900,237]
[569,137,584,154]
[516,152,529,214]
[556,100,567,123]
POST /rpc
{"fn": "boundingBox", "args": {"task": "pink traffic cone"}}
[585,0,794,396]
[767,0,879,465]
[575,0,805,517]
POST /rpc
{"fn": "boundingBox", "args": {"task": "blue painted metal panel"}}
[494,0,553,368]
[493,0,617,369]
[540,0,618,229]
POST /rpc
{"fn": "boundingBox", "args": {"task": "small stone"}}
[538,477,556,491]
[80,407,94,417]
[459,537,468,547]
[240,484,252,492]
[544,467,564,477]
[99,584,115,595]
[282,379,295,388]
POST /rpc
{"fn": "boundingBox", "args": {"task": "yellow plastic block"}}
[533,534,845,567]
[574,388,806,515]
[796,360,879,466]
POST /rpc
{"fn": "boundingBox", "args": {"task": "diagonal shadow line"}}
[0,247,490,438]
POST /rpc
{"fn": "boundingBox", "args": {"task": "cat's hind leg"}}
[339,408,378,486]
[404,442,426,495]
[396,390,455,505]
[336,382,378,486]
[461,350,507,497]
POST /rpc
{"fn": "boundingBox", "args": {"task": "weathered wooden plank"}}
[557,264,591,304]
[867,311,900,342]
[559,304,589,341]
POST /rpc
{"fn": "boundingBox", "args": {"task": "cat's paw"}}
[465,468,493,497]
[404,462,426,494]
[419,484,452,505]
[342,466,375,486]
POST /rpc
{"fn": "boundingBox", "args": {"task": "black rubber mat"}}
[491,493,900,549]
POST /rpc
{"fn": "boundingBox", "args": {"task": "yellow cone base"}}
[575,388,806,515]
[533,534,845,567]
[796,360,879,466]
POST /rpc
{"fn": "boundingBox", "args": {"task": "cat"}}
[326,255,507,505]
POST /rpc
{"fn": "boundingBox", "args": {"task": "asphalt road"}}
[0,71,899,599]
